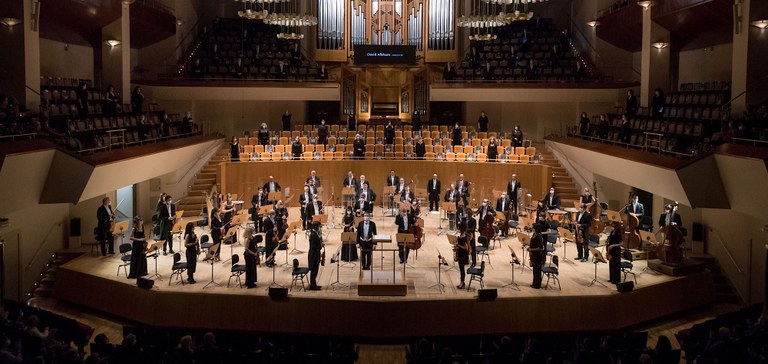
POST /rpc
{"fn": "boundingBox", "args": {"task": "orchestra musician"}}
[399,185,415,203]
[307,193,324,225]
[306,170,321,188]
[307,179,319,196]
[210,207,223,260]
[575,204,592,262]
[97,197,116,256]
[342,207,358,261]
[299,186,313,230]
[343,171,357,189]
[496,193,512,237]
[456,174,470,207]
[263,210,278,267]
[220,193,236,226]
[395,177,407,195]
[153,192,167,235]
[250,187,267,230]
[274,200,289,239]
[455,222,470,289]
[307,221,323,290]
[356,184,376,213]
[386,170,400,187]
[395,209,416,263]
[529,222,546,289]
[356,193,372,216]
[445,183,459,208]
[357,213,377,270]
[606,222,623,284]
[183,222,198,284]
[127,215,148,279]
[543,188,561,210]
[410,198,422,218]
[464,208,478,266]
[243,226,259,288]
[159,195,177,256]
[263,176,281,194]
[579,187,594,205]
[356,175,371,194]
[535,200,548,225]
[427,174,441,212]
[507,174,521,215]
[659,203,682,227]
[625,195,644,216]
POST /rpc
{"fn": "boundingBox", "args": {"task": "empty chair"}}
[227,254,248,288]
[169,252,188,285]
[200,235,213,253]
[542,255,560,290]
[621,250,638,284]
[466,261,485,290]
[290,258,310,291]
[117,243,132,277]
[476,236,491,266]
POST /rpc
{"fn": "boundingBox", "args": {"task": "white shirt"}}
[363,222,369,237]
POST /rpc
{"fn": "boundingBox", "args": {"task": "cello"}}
[479,206,496,241]
[408,218,424,250]
[588,181,605,235]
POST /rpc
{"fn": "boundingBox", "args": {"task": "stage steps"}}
[689,254,741,304]
[538,144,580,206]
[176,142,230,218]
[29,251,83,301]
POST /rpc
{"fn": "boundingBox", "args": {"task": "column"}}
[731,0,749,115]
[102,1,131,106]
[640,3,670,107]
[0,0,40,109]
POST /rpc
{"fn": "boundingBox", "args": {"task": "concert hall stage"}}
[54,207,716,338]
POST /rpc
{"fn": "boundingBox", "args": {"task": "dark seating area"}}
[184,18,324,81]
[676,304,766,364]
[449,19,589,83]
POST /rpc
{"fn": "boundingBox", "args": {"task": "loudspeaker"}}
[137,278,154,289]
[268,287,288,299]
[692,223,704,242]
[69,218,81,237]
[478,288,498,300]
[616,281,634,293]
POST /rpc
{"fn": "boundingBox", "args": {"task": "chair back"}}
[232,254,240,266]
[589,234,600,246]
[552,255,559,267]
[173,252,181,264]
[477,235,489,248]
[292,258,299,271]
[119,243,132,254]
[479,261,485,274]
[201,235,209,244]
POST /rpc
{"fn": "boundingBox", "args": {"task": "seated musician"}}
[543,187,561,210]
[356,184,376,212]
[400,185,415,203]
[496,193,511,237]
[579,187,594,205]
[395,177,407,195]
[356,193,372,215]
[395,209,416,263]
[659,203,682,228]
[625,195,644,216]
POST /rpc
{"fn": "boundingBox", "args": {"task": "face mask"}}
[482,203,487,207]
[364,217,369,222]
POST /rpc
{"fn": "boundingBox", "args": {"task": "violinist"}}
[400,185,415,203]
[250,187,267,230]
[357,213,377,270]
[342,207,358,262]
[529,222,546,289]
[455,222,470,289]
[606,222,623,284]
[410,198,422,218]
[274,200,289,239]
[456,174,470,207]
[307,221,323,290]
[659,204,682,227]
[395,209,416,263]
[210,207,223,260]
[496,193,511,237]
[464,208,478,266]
[575,204,592,262]
[356,193,372,216]
[263,210,278,267]
[300,186,313,230]
[305,170,321,188]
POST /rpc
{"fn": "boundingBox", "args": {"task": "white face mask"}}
[482,203,487,207]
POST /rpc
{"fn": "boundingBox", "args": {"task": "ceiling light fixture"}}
[587,20,600,27]
[751,19,768,29]
[105,39,121,47]
[652,41,668,49]
[0,17,22,27]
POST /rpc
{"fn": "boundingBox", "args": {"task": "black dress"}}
[452,127,463,146]
[245,236,259,288]
[128,229,148,278]
[414,141,426,159]
[341,213,358,261]
[487,142,498,161]
[230,141,239,161]
[608,233,622,284]
[185,233,197,282]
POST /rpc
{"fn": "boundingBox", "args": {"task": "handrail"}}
[722,90,746,111]
[545,141,591,189]
[25,221,63,271]
[568,16,599,60]
[708,227,744,275]
[168,139,226,190]
[163,16,205,68]
[731,137,768,147]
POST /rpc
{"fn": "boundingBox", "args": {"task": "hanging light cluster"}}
[459,0,548,40]
[235,0,288,21]
[263,0,318,40]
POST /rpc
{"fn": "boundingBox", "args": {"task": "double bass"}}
[408,218,424,250]
[588,181,605,235]
[479,206,496,241]
[620,193,642,250]
[655,225,684,264]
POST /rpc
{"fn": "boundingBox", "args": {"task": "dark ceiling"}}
[39,0,176,48]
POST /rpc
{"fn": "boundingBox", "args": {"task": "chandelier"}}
[263,0,318,40]
[484,0,543,22]
[458,0,507,41]
[235,0,287,21]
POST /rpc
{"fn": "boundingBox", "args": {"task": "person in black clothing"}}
[257,123,269,146]
[104,85,119,116]
[411,110,421,132]
[97,197,116,256]
[395,209,415,263]
[263,210,277,266]
[452,122,462,146]
[574,204,592,262]
[659,203,682,227]
[455,222,470,289]
[281,110,291,131]
[137,114,149,141]
[127,216,148,279]
[426,174,441,211]
[598,114,610,139]
[317,119,329,145]
[626,89,638,120]
[291,136,303,159]
[250,187,266,230]
[606,222,623,284]
[652,88,666,121]
[507,174,521,215]
[384,121,395,144]
[414,135,426,159]
[230,136,239,161]
[180,112,193,134]
[341,207,358,261]
[76,82,89,118]
[183,222,198,284]
[352,134,365,159]
[161,113,171,137]
[159,195,177,255]
[477,111,489,132]
[347,114,356,131]
[619,114,632,144]
[357,214,376,270]
[307,221,323,290]
[543,187,561,210]
[487,136,499,161]
[443,62,456,81]
[512,125,523,147]
[131,86,144,115]
[579,112,591,136]
[210,208,223,260]
[529,222,546,289]
[464,208,478,266]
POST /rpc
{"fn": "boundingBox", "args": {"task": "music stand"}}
[171,219,185,252]
[383,186,397,216]
[145,241,164,280]
[282,220,301,254]
[113,220,130,246]
[258,204,274,218]
[264,245,284,289]
[221,226,239,264]
[443,203,457,234]
[588,247,607,287]
[444,233,459,272]
[203,243,221,289]
[502,245,521,290]
[639,230,659,275]
[517,232,532,273]
[428,248,448,293]
[340,232,357,268]
[278,228,293,269]
[329,246,348,290]
[606,210,622,223]
[396,233,415,276]
[267,191,281,204]
[341,187,356,207]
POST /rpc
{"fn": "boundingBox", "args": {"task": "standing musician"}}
[307,179,319,196]
[183,222,198,284]
[210,208,223,260]
[127,216,148,279]
[243,226,259,288]
[427,174,441,212]
[579,187,594,205]
[410,198,422,218]
[478,198,496,241]
[456,174,470,207]
[507,174,522,215]
[625,195,644,216]
[356,193,372,216]
[159,195,177,256]
[543,188,561,210]
[386,170,399,187]
[343,171,357,189]
[395,177,407,195]
[445,183,459,208]
[659,203,682,227]
[356,175,371,194]
[357,213,377,270]
[606,222,623,284]
[529,222,546,289]
[395,209,416,264]
[342,207,358,262]
[273,200,289,239]
[300,186,313,230]
[263,176,281,194]
[535,200,548,225]
[263,210,278,267]
[575,204,592,262]
[464,208,478,266]
[356,184,376,213]
[496,193,512,237]
[455,222,470,289]
[97,197,116,256]
[306,170,321,188]
[153,192,167,235]
[220,193,236,226]
[307,221,323,290]
[250,187,267,230]
[307,192,324,225]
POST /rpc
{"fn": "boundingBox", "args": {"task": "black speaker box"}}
[692,223,704,241]
[616,281,634,293]
[478,288,498,300]
[137,278,154,289]
[269,287,288,299]
[70,218,81,237]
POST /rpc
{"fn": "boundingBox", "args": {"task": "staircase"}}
[176,143,230,218]
[538,144,580,207]
[690,255,741,304]
[28,251,83,302]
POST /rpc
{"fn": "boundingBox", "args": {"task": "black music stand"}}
[502,245,521,290]
[203,243,221,289]
[428,248,449,293]
[265,246,284,289]
[146,241,164,280]
[287,220,303,254]
[329,246,348,290]
[340,232,357,268]
[383,186,397,216]
[588,247,607,287]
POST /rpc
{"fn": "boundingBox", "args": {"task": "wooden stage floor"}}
[55,206,716,338]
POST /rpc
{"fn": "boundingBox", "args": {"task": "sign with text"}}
[353,45,417,65]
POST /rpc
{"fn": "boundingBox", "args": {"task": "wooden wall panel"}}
[220,161,551,207]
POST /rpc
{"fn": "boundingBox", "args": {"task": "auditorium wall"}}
[678,44,733,85]
[39,39,94,82]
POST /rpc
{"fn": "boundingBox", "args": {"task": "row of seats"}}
[240,143,536,156]
[236,150,537,163]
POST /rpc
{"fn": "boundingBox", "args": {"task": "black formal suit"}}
[427,178,441,211]
[415,142,426,159]
[291,141,303,159]
[400,190,415,203]
[263,182,281,193]
[300,192,313,229]
[263,217,277,265]
[159,203,177,253]
[343,177,357,188]
[355,180,371,194]
[282,113,292,131]
[465,216,478,265]
[478,115,489,132]
[356,188,376,207]
[97,204,115,256]
[308,228,322,289]
[306,176,321,187]
[357,220,377,269]
[512,130,523,147]
[496,197,512,236]
[530,232,544,288]
[184,232,197,282]
[250,193,267,228]
[395,183,407,195]
[575,210,592,260]
[543,193,561,210]
[317,124,329,145]
[386,175,400,187]
[355,200,372,215]
[456,180,470,207]
[353,139,365,158]
[507,179,522,214]
[626,202,644,216]
[395,214,416,263]
[659,212,682,227]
